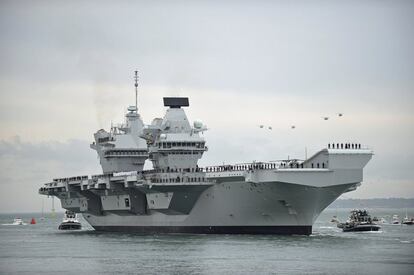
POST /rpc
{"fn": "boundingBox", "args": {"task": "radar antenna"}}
[134,70,139,111]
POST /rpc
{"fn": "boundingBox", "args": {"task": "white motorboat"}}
[12,218,25,225]
[391,215,400,225]
[402,210,414,225]
[58,211,82,230]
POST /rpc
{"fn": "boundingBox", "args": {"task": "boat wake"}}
[318,226,336,229]
[350,230,383,234]
[399,240,411,244]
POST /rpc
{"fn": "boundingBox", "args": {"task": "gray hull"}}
[83,181,353,235]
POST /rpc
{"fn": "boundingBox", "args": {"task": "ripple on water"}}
[1,211,414,274]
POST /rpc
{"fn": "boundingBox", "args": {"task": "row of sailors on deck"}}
[142,167,203,174]
[53,175,88,182]
[280,162,304,168]
[152,176,207,183]
[328,143,361,149]
[39,186,64,191]
[207,163,277,172]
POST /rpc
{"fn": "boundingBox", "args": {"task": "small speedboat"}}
[12,218,25,225]
[342,209,381,232]
[391,215,400,224]
[58,211,81,230]
[402,217,414,225]
[402,210,413,225]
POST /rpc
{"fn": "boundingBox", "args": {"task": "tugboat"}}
[58,211,82,230]
[342,209,381,232]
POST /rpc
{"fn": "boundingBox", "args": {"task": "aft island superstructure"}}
[39,75,373,235]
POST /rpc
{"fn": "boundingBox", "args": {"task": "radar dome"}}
[194,120,203,129]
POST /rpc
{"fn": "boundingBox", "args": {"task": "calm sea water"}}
[0,209,413,275]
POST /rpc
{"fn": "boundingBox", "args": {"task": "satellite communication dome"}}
[194,120,203,129]
[128,106,137,112]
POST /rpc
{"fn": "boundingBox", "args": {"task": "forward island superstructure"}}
[39,74,373,235]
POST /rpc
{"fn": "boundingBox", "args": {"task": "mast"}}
[134,70,139,111]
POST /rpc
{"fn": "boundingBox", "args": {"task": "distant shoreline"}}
[328,198,414,209]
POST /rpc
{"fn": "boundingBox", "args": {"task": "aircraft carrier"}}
[39,72,373,235]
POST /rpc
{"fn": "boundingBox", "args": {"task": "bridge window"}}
[124,198,130,207]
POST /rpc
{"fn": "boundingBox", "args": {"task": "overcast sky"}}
[0,0,413,212]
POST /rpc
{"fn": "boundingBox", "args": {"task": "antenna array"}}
[134,70,139,110]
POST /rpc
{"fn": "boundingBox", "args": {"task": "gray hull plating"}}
[83,181,353,235]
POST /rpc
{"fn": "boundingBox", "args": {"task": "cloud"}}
[1,0,413,95]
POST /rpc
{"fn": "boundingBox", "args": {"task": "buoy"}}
[30,218,36,225]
